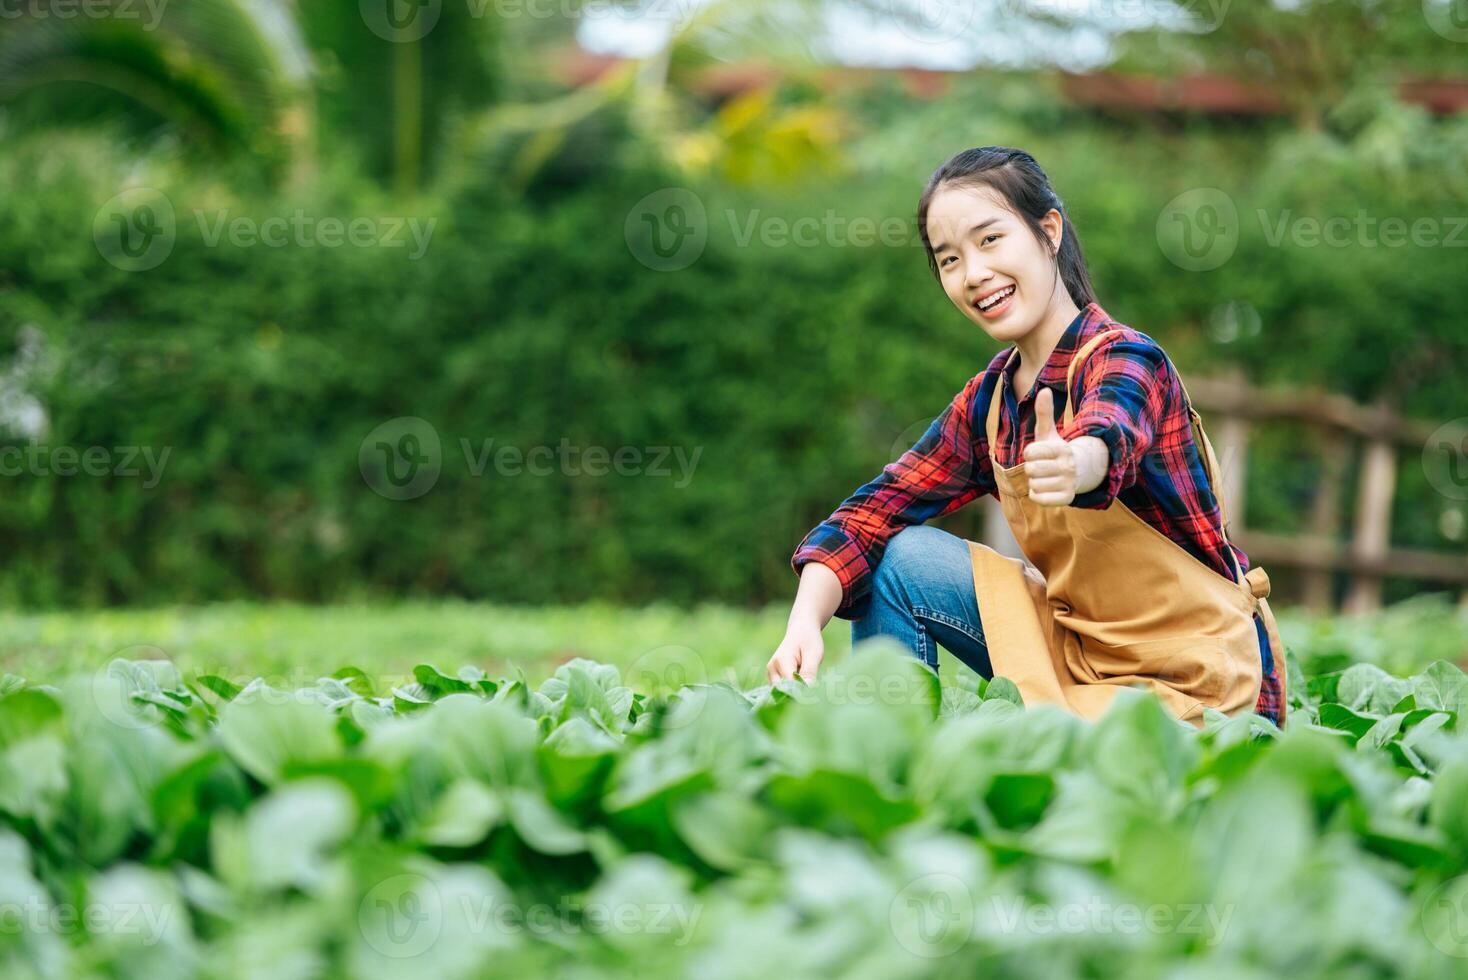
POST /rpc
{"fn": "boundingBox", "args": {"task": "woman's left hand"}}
[1022,388,1109,507]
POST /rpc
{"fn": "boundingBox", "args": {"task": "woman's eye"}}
[939,255,956,267]
[981,234,1000,246]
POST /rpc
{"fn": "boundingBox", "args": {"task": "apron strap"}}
[1062,329,1126,430]
[983,348,1018,452]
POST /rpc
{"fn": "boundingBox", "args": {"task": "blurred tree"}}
[1105,0,1468,130]
[293,0,500,195]
[454,0,852,192]
[0,0,315,182]
[0,0,502,194]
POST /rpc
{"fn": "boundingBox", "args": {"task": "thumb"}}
[1035,387,1059,441]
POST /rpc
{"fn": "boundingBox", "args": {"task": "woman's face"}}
[926,183,1065,344]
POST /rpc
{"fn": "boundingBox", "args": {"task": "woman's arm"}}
[1055,332,1171,509]
[765,561,842,684]
[767,368,1000,681]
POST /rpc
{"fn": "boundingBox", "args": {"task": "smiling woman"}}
[767,146,1288,729]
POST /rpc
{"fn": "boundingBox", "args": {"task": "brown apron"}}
[967,330,1288,727]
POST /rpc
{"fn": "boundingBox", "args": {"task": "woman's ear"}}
[1040,207,1064,253]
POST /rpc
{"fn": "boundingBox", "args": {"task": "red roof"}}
[554,46,1468,116]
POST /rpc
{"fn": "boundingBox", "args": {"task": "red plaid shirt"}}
[793,301,1284,724]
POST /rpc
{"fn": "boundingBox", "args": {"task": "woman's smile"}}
[974,282,1016,319]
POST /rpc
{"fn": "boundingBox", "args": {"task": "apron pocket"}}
[1079,634,1241,705]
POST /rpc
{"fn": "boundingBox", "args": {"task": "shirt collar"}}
[1001,301,1109,399]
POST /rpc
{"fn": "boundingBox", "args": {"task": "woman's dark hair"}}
[917,146,1097,309]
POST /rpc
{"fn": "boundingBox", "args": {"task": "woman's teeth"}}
[978,285,1014,310]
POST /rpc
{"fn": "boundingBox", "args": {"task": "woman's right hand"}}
[766,560,843,685]
[766,616,825,685]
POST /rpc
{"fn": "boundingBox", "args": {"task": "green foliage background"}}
[2,74,1467,609]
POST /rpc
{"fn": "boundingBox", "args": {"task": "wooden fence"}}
[966,373,1464,613]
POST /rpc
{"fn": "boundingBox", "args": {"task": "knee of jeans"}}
[872,525,946,601]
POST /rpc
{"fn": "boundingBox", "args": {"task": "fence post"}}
[1344,400,1398,614]
[1303,431,1350,611]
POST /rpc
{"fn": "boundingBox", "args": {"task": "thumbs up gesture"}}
[1022,387,1109,507]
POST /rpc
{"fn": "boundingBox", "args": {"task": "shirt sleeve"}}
[791,373,996,619]
[1065,334,1171,510]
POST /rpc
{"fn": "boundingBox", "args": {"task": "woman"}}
[766,146,1286,728]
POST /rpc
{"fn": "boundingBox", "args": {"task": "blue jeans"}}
[851,525,993,678]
